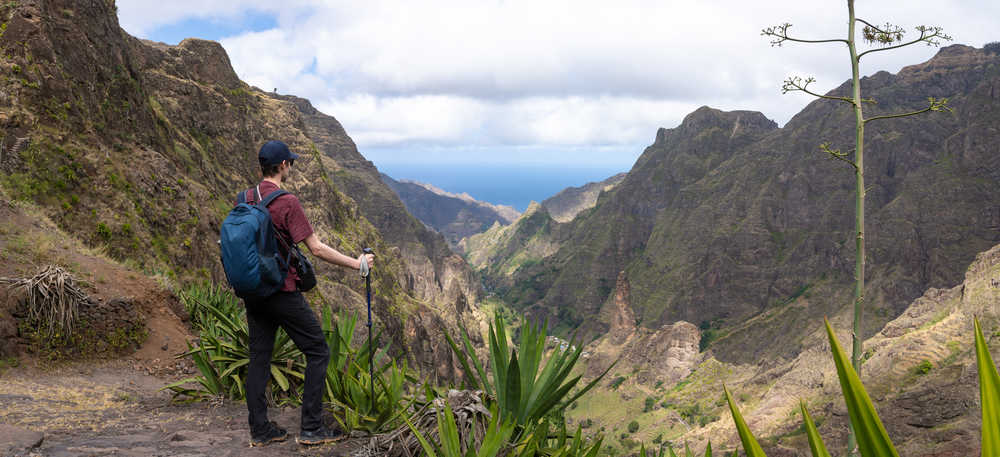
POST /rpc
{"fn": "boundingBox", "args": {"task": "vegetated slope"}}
[381,173,519,247]
[492,44,1000,362]
[541,173,626,223]
[567,239,1000,456]
[0,192,190,370]
[0,0,485,379]
[460,203,563,291]
[459,173,627,305]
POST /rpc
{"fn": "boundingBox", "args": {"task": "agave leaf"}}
[445,328,482,392]
[270,364,290,391]
[559,358,618,413]
[404,413,440,457]
[824,318,899,457]
[159,377,203,392]
[666,444,679,457]
[506,352,522,420]
[685,442,694,457]
[490,321,508,413]
[975,318,1000,457]
[800,401,832,457]
[704,441,712,457]
[478,410,515,457]
[724,385,767,457]
[219,359,248,379]
[460,324,492,396]
[439,402,462,457]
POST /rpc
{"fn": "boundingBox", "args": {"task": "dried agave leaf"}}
[0,265,91,338]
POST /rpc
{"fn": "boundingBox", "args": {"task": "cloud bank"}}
[118,1,1000,164]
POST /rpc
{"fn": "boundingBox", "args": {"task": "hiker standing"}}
[238,140,375,446]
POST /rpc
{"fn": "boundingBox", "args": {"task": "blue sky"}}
[118,1,1000,169]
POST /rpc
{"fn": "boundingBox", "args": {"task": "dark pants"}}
[245,291,330,435]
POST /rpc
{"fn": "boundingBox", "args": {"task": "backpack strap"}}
[255,187,295,259]
[259,188,289,208]
[236,190,248,204]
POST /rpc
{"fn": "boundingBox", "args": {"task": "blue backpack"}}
[219,186,291,299]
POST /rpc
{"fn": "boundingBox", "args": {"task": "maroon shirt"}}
[243,181,314,292]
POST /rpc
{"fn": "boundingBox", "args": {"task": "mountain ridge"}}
[484,44,1000,364]
[381,173,519,248]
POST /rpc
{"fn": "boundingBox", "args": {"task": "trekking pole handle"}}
[364,247,374,328]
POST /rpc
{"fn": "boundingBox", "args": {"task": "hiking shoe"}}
[296,426,345,445]
[250,421,288,447]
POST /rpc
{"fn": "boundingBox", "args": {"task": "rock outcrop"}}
[584,270,701,385]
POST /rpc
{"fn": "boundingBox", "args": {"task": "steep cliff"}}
[493,45,1000,364]
[0,0,484,379]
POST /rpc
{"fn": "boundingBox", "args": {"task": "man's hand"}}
[360,253,375,269]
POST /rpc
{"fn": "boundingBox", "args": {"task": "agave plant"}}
[723,317,1000,457]
[321,303,418,434]
[401,395,603,457]
[162,283,305,403]
[446,313,614,434]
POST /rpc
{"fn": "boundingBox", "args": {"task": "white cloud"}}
[118,0,1000,160]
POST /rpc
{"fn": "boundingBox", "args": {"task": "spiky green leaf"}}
[824,318,899,457]
[800,401,832,457]
[724,385,767,457]
[975,318,1000,457]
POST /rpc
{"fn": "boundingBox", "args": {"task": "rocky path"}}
[0,361,366,457]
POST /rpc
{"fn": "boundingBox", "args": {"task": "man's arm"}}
[303,233,373,270]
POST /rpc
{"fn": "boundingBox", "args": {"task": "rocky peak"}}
[677,106,777,138]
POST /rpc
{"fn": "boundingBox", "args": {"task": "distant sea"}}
[376,163,629,212]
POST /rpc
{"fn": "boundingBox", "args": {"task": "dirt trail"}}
[0,360,367,456]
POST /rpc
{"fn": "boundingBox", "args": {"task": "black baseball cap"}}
[258,140,299,166]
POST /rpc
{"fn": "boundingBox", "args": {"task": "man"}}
[243,140,375,446]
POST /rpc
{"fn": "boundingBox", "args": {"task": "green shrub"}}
[628,420,639,433]
[610,376,626,390]
[915,359,933,375]
[644,396,656,412]
[95,222,112,240]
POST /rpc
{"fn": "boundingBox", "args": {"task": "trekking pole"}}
[362,247,375,407]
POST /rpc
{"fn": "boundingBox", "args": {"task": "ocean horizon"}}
[376,162,629,212]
